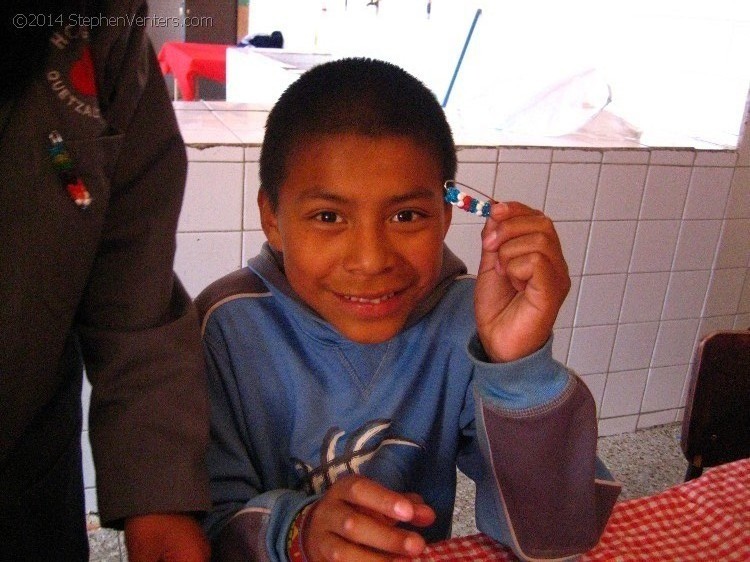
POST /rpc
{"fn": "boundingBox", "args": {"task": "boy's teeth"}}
[345,292,395,304]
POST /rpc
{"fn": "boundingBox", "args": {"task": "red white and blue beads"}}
[443,180,493,217]
[48,130,92,210]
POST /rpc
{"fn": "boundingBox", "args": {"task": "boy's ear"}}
[258,190,283,251]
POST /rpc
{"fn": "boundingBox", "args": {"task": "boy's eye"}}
[392,210,422,223]
[315,211,342,223]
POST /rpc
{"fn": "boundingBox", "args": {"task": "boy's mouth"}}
[342,291,396,305]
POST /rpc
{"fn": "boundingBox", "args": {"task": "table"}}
[157,42,229,101]
[414,457,750,561]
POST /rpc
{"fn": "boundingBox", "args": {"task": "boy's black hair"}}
[259,57,457,209]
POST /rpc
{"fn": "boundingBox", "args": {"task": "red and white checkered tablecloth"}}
[415,533,515,561]
[413,458,750,561]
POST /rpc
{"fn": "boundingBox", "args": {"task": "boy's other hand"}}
[303,474,436,561]
[475,201,570,363]
[124,513,210,562]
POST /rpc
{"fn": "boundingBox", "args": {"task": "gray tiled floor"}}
[87,514,127,562]
[88,423,687,560]
[596,422,686,500]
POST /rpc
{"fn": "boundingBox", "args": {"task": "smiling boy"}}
[197,58,620,562]
[264,133,448,345]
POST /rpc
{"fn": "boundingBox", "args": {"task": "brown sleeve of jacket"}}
[76,0,210,526]
[476,375,621,560]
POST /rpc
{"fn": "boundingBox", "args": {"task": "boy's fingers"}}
[410,503,437,527]
[333,508,427,557]
[310,477,434,559]
[311,531,396,562]
[336,475,418,522]
[493,232,567,275]
[402,493,437,527]
[489,200,543,220]
[480,207,566,287]
[314,532,420,562]
[311,499,426,560]
[484,211,557,249]
[357,505,400,526]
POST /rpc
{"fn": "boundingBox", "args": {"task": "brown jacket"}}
[0,0,210,525]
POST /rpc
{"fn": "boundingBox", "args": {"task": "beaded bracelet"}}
[287,503,315,561]
[443,180,494,217]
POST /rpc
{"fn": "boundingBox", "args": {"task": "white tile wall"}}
[555,276,580,329]
[629,220,681,273]
[574,274,627,326]
[600,369,648,418]
[739,273,750,314]
[601,150,649,165]
[662,270,712,320]
[651,319,700,368]
[593,165,647,220]
[568,325,617,375]
[242,230,270,265]
[81,377,97,513]
[716,219,750,268]
[82,99,750,510]
[444,224,484,274]
[704,267,747,316]
[673,220,723,271]
[173,110,242,145]
[243,162,262,230]
[177,162,244,232]
[649,150,695,167]
[544,163,600,220]
[699,315,738,340]
[639,165,692,219]
[583,221,637,274]
[580,373,607,413]
[551,327,571,364]
[598,415,638,435]
[495,162,549,209]
[498,147,552,163]
[641,365,690,412]
[556,222,590,276]
[728,167,750,217]
[175,232,243,296]
[683,167,734,219]
[609,322,660,372]
[619,272,670,323]
[172,106,749,442]
[637,409,679,430]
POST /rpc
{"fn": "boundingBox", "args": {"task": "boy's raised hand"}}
[475,201,570,363]
[303,475,436,561]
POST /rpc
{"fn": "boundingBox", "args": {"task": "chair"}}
[680,329,750,481]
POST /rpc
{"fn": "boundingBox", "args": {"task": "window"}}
[245,0,750,147]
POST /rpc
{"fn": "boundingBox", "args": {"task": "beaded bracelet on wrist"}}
[287,503,314,561]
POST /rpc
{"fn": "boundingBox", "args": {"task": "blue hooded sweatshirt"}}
[197,243,620,562]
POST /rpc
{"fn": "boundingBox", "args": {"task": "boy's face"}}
[260,133,452,344]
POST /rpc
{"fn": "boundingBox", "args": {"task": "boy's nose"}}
[343,224,394,274]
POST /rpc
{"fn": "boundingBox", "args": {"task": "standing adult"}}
[0,0,211,560]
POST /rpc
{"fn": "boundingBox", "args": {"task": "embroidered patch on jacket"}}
[292,419,422,495]
[46,25,101,121]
